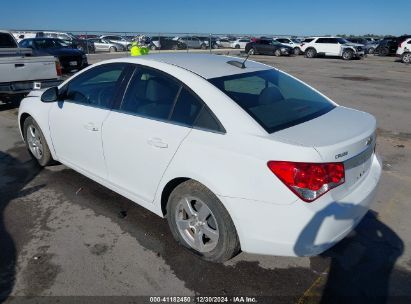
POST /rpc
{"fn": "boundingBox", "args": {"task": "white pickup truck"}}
[0,30,62,101]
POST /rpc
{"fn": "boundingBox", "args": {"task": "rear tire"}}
[235,44,240,49]
[248,47,256,55]
[379,47,389,56]
[274,49,282,57]
[367,47,375,54]
[23,117,54,167]
[305,48,316,58]
[109,46,116,53]
[342,49,354,60]
[293,47,301,55]
[167,180,240,263]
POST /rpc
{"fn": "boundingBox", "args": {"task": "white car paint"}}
[230,39,250,49]
[18,54,382,257]
[302,37,365,58]
[397,38,411,56]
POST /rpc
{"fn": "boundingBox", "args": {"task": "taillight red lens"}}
[267,161,345,202]
[55,60,62,77]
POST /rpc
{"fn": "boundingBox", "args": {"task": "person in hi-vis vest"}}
[130,41,149,56]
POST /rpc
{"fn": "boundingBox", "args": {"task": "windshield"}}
[271,40,282,45]
[34,39,69,49]
[209,70,335,133]
[291,39,301,43]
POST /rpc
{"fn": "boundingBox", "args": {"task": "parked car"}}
[245,39,293,56]
[274,38,302,55]
[88,38,125,52]
[218,38,232,48]
[396,38,411,63]
[374,37,399,56]
[176,36,206,49]
[149,36,187,50]
[37,31,95,54]
[18,53,381,262]
[346,37,378,54]
[0,30,61,98]
[230,38,251,49]
[19,38,88,72]
[302,37,365,60]
[100,35,132,51]
[196,36,221,49]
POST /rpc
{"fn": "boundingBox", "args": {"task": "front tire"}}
[367,47,375,54]
[274,49,282,57]
[235,44,240,49]
[23,117,54,167]
[305,48,316,58]
[167,180,240,263]
[342,49,354,60]
[293,47,301,55]
[109,46,117,53]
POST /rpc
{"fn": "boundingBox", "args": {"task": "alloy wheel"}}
[26,124,43,160]
[175,196,219,253]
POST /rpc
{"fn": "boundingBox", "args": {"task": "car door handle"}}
[147,138,168,148]
[84,122,99,132]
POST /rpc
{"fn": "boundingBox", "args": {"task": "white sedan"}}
[18,54,382,262]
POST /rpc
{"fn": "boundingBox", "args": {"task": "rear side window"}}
[170,88,203,126]
[209,70,335,133]
[194,107,223,132]
[121,67,180,120]
[0,33,17,48]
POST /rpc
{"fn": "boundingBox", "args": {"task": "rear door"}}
[49,63,128,179]
[102,65,204,203]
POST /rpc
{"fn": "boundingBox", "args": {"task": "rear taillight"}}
[55,60,62,77]
[267,161,345,202]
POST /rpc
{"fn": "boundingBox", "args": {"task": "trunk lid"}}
[270,106,376,200]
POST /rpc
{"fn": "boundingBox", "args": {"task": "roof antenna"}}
[241,50,252,67]
[227,50,252,69]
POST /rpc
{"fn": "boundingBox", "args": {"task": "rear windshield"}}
[209,70,335,133]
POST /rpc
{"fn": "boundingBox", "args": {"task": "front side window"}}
[209,70,335,133]
[64,63,127,108]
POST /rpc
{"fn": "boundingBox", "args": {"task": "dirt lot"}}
[1,53,410,303]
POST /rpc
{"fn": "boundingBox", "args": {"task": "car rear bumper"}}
[219,153,382,257]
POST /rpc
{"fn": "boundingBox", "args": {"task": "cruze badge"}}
[335,151,348,159]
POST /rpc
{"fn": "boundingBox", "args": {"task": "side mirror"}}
[41,87,59,103]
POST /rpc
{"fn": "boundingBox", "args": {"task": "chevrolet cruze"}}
[18,54,382,262]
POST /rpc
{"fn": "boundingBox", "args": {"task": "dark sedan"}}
[19,38,88,72]
[245,39,293,56]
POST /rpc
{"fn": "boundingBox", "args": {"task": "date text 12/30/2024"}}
[149,296,258,303]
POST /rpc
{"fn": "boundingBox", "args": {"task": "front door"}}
[49,63,128,179]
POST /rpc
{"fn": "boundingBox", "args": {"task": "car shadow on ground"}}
[295,202,408,304]
[1,146,410,302]
[0,149,43,302]
[0,94,25,112]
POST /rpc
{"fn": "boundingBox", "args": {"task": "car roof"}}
[112,53,271,79]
